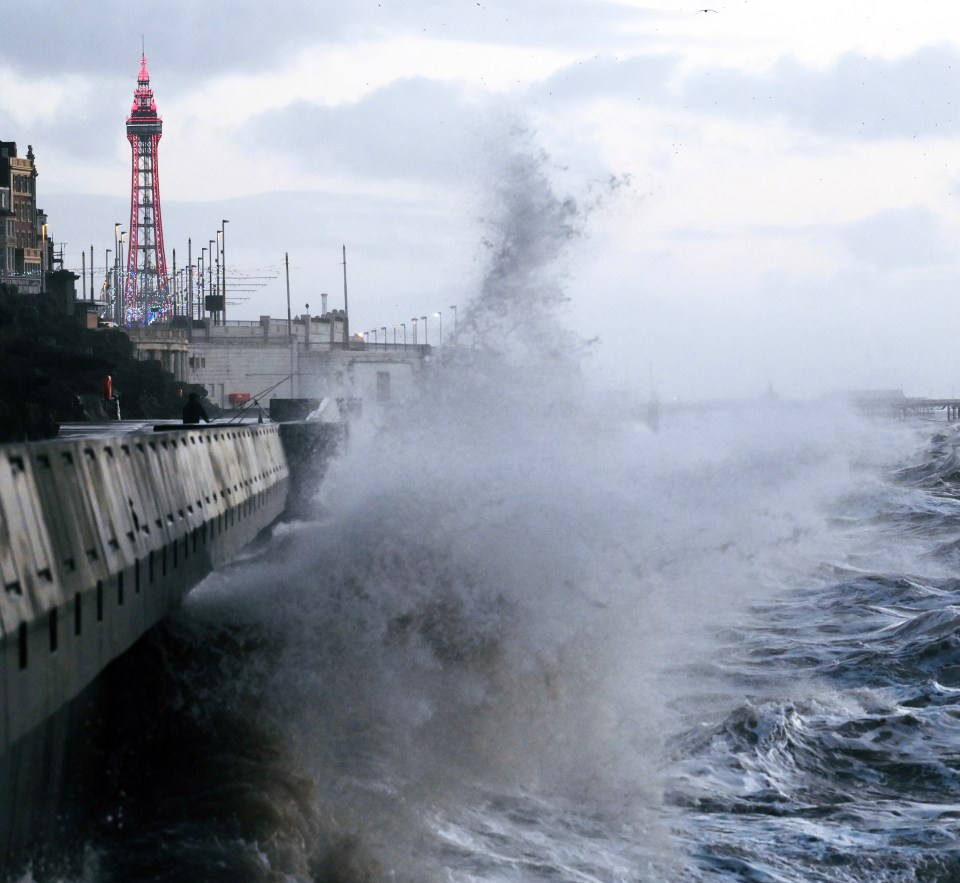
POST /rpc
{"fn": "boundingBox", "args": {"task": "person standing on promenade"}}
[182,392,211,425]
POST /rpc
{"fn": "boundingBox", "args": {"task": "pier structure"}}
[123,53,170,326]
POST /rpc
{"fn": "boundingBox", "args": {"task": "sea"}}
[14,372,960,882]
[12,161,960,881]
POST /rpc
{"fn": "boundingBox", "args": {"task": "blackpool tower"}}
[124,53,170,324]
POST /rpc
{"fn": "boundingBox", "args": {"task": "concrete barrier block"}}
[27,442,103,601]
[0,448,59,623]
[73,442,135,578]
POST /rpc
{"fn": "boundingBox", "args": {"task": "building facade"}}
[125,311,430,415]
[0,142,46,294]
[0,181,12,281]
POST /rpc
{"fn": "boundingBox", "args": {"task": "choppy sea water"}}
[13,397,960,882]
[12,152,960,882]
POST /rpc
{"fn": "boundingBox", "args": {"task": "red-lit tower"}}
[124,53,170,324]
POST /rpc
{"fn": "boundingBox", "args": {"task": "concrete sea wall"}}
[0,425,290,761]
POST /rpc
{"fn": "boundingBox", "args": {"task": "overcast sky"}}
[4,0,960,399]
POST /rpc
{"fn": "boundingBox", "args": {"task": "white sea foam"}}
[179,143,926,879]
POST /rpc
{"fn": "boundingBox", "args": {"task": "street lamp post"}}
[392,324,397,346]
[381,326,387,350]
[200,248,207,319]
[119,231,127,321]
[401,323,406,347]
[411,317,417,345]
[214,233,222,325]
[105,248,112,318]
[221,219,228,324]
[450,304,457,341]
[187,237,193,320]
[208,239,215,323]
[421,316,428,346]
[114,223,120,323]
[40,224,47,292]
[434,311,442,347]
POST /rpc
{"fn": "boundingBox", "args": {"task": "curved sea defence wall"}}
[0,425,289,760]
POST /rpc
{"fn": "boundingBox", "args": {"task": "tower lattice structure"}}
[124,53,170,325]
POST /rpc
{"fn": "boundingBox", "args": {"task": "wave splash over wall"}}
[26,144,920,882]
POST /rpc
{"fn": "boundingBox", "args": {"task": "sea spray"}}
[22,141,931,881]
[173,149,918,878]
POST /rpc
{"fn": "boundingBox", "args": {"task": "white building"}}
[125,312,430,414]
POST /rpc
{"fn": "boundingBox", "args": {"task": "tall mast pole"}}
[342,244,349,348]
[221,219,228,325]
[187,237,193,320]
[286,252,294,397]
[285,252,292,336]
[208,239,214,323]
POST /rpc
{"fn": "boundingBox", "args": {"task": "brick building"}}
[0,142,49,293]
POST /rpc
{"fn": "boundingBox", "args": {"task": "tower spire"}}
[124,51,170,325]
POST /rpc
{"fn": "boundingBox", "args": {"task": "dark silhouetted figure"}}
[182,393,210,425]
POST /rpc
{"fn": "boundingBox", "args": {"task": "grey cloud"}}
[248,78,503,184]
[666,207,953,272]
[21,78,129,163]
[0,1,354,79]
[682,44,960,139]
[841,205,953,270]
[528,54,676,104]
[514,42,960,141]
[0,0,652,80]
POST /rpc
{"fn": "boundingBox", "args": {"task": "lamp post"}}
[208,239,215,323]
[421,316,428,346]
[221,219,228,324]
[401,323,406,348]
[187,237,193,320]
[381,326,387,350]
[372,329,378,345]
[411,317,417,345]
[215,230,222,325]
[434,311,442,347]
[392,324,397,346]
[113,223,120,322]
[119,231,127,322]
[450,304,457,341]
[40,224,47,292]
[200,248,206,319]
[105,248,112,318]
